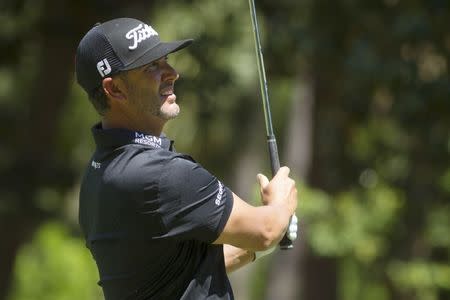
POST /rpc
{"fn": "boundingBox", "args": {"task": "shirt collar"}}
[91,123,174,151]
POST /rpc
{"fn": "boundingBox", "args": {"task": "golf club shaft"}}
[248,0,293,250]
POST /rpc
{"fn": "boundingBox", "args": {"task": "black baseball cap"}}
[75,17,193,94]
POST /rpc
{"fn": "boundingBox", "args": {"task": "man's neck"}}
[102,113,166,136]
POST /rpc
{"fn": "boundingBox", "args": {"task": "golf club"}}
[248,0,294,250]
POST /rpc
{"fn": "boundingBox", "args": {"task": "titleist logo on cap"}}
[125,24,158,50]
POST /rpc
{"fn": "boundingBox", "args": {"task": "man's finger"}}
[274,166,290,178]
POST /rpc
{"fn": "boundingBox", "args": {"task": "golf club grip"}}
[267,136,294,250]
[267,136,280,176]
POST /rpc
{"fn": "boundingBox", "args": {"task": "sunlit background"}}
[1,0,449,299]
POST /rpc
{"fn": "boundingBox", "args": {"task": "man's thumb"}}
[257,173,270,189]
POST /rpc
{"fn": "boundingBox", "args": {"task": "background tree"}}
[0,1,157,298]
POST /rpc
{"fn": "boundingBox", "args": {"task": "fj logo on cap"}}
[125,24,158,50]
[97,59,111,77]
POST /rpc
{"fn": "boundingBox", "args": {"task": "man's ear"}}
[102,77,126,102]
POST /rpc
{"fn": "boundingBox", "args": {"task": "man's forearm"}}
[223,244,255,273]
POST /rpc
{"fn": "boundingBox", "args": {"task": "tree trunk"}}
[228,102,265,300]
[303,67,340,300]
[265,74,314,300]
[0,7,77,300]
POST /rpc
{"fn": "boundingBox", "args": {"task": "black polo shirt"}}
[79,124,234,300]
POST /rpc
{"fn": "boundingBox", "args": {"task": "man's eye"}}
[146,63,158,72]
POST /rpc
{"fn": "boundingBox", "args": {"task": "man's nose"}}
[162,62,179,81]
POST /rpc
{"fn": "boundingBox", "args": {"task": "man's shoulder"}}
[82,146,169,183]
[110,146,198,184]
[125,145,196,171]
[81,144,201,193]
[112,146,178,181]
[124,144,178,164]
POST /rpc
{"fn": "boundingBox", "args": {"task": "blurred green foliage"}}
[9,222,102,300]
[300,184,450,300]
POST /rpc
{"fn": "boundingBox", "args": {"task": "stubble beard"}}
[138,95,180,121]
[128,84,180,121]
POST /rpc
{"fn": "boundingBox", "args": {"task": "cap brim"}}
[121,39,193,71]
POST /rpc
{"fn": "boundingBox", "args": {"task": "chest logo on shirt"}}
[215,181,224,206]
[134,133,162,148]
[91,160,101,169]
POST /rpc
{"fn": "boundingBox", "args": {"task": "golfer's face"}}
[124,56,180,120]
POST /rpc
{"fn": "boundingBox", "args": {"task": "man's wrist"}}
[265,200,290,216]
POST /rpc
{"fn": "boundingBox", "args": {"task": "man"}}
[75,17,298,300]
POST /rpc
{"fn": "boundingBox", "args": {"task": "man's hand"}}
[258,167,299,244]
[214,166,299,251]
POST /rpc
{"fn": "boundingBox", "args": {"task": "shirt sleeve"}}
[154,156,234,243]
